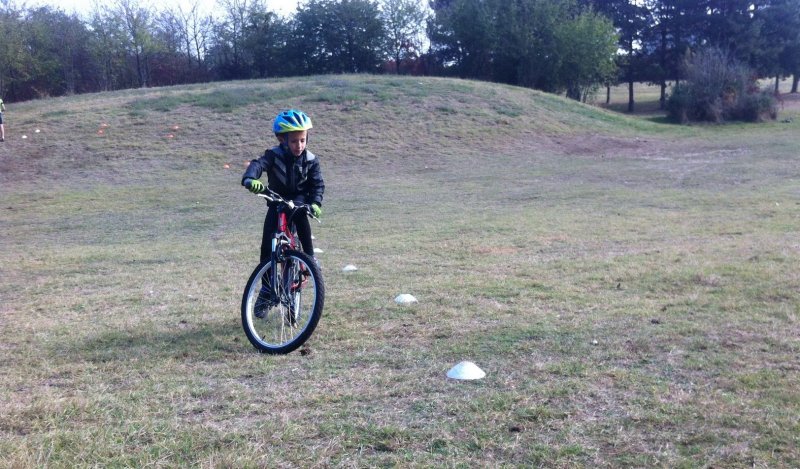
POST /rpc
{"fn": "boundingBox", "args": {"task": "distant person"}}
[241,109,325,264]
[0,98,5,142]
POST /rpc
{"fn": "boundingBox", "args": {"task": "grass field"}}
[1,75,798,467]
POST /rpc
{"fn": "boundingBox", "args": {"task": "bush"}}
[666,84,693,124]
[733,91,779,122]
[667,47,777,124]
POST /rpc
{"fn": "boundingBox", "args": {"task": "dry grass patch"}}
[1,76,799,467]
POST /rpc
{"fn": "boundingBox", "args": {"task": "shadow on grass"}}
[592,101,684,127]
[645,115,680,125]
[66,319,250,363]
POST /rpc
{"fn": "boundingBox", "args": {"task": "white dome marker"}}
[447,361,486,380]
[394,294,418,305]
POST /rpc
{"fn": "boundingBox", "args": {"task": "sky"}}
[24,0,302,18]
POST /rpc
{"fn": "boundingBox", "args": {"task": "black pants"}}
[260,206,314,262]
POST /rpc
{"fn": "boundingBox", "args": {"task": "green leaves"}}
[429,0,618,96]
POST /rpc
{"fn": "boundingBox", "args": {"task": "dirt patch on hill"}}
[542,133,655,158]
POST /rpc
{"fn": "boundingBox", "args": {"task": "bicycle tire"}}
[241,250,325,354]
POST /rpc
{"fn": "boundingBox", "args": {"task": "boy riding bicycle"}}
[242,110,325,316]
[242,109,325,263]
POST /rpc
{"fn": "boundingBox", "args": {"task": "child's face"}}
[280,130,308,157]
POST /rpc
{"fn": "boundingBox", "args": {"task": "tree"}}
[704,0,766,65]
[613,1,651,112]
[430,0,617,96]
[587,0,651,112]
[289,0,328,74]
[150,7,214,86]
[757,0,800,93]
[380,0,427,74]
[22,8,68,96]
[493,0,566,89]
[4,0,799,105]
[114,0,158,87]
[0,5,101,99]
[782,37,800,92]
[427,0,493,79]
[243,6,287,77]
[23,8,98,95]
[208,0,255,79]
[326,0,387,73]
[0,5,35,99]
[88,6,131,91]
[644,0,707,108]
[168,0,212,74]
[558,9,618,101]
[292,0,386,74]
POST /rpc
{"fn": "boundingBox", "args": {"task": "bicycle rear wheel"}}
[241,250,324,354]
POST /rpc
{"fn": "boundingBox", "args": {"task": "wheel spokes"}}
[247,256,316,349]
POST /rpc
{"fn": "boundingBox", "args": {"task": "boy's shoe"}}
[255,287,278,318]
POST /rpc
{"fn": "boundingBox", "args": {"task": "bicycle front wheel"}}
[241,250,325,354]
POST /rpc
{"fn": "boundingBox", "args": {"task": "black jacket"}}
[242,145,324,206]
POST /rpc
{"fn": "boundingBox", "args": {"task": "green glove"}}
[246,179,264,194]
[310,203,322,218]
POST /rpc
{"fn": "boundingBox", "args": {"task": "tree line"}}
[0,0,798,108]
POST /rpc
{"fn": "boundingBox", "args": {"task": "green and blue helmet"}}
[273,109,313,134]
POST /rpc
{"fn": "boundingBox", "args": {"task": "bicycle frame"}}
[268,208,296,298]
[258,192,315,297]
[272,210,298,257]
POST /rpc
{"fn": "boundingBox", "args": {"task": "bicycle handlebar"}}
[255,189,321,222]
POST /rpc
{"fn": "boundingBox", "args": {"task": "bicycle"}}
[241,188,325,354]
